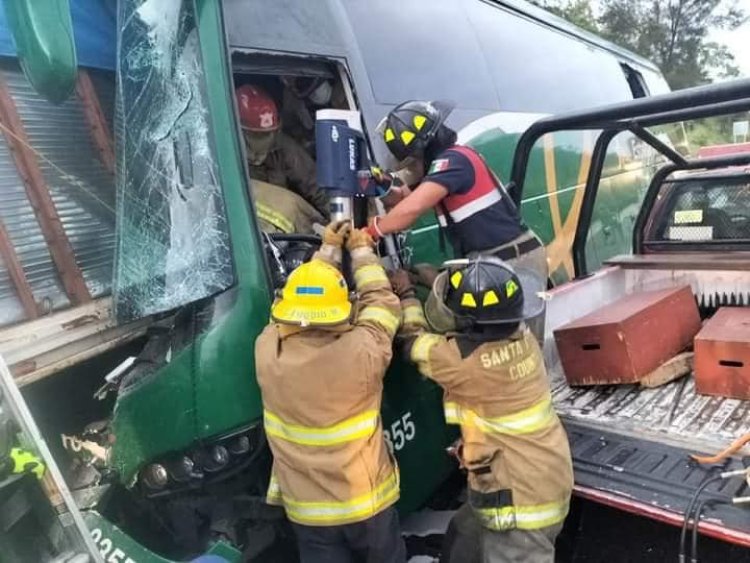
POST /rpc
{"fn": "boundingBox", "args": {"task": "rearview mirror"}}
[2,0,77,103]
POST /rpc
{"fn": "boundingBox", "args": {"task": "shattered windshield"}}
[113,0,233,322]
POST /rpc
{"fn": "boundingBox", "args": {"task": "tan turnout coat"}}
[400,297,573,532]
[255,246,401,526]
[248,132,328,215]
[251,179,324,235]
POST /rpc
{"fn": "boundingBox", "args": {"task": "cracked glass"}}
[114,0,234,322]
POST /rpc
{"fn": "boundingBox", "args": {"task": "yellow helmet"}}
[271,259,353,326]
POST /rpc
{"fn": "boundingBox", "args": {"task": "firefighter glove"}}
[389,269,415,299]
[10,447,45,480]
[370,166,393,187]
[346,228,375,251]
[410,263,440,288]
[322,220,351,248]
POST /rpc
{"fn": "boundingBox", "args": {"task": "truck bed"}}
[543,260,750,544]
[551,367,750,458]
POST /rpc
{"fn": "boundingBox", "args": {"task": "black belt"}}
[493,235,542,261]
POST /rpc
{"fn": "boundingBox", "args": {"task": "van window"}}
[343,0,498,109]
[620,63,649,98]
[640,68,671,95]
[467,1,633,113]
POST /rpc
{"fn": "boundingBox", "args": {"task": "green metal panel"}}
[84,511,241,562]
[382,357,458,512]
[2,0,77,103]
[191,0,271,440]
[108,0,457,509]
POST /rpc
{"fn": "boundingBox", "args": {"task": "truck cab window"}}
[651,177,750,244]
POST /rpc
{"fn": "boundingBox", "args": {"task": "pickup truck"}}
[508,81,750,550]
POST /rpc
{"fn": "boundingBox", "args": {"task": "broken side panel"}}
[114,0,234,322]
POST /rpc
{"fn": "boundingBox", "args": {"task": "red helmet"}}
[236,85,280,132]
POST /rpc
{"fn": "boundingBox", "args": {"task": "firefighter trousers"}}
[291,506,407,563]
[440,503,562,563]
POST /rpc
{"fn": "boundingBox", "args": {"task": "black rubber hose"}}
[690,499,718,563]
[678,475,722,563]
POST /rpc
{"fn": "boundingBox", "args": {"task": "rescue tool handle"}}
[718,360,744,368]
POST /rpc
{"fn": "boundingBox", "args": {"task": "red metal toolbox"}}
[554,286,701,386]
[695,307,750,400]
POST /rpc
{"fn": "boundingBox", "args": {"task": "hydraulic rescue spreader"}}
[315,109,401,268]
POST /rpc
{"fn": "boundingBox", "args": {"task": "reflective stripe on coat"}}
[401,297,573,532]
[255,247,401,526]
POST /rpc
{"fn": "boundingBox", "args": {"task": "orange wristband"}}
[363,225,380,241]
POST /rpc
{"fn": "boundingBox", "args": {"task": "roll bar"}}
[508,78,750,275]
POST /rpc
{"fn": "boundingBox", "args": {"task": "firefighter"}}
[254,220,406,563]
[250,180,325,235]
[236,85,329,222]
[281,76,347,155]
[391,257,573,563]
[369,100,547,340]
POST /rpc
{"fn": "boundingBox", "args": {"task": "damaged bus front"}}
[2,1,452,560]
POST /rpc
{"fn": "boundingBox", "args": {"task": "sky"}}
[710,23,750,79]
[588,0,750,80]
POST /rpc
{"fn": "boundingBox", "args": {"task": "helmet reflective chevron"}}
[381,100,454,162]
[425,257,545,331]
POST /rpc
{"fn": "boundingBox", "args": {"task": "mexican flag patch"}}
[428,158,450,174]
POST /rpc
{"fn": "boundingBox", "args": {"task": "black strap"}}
[470,466,493,476]
[492,235,542,261]
[456,337,483,359]
[468,487,514,509]
[475,151,518,212]
[476,151,528,230]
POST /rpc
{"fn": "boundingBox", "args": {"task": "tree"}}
[531,0,747,89]
[537,0,599,33]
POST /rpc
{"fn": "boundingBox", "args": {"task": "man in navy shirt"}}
[366,100,547,341]
[370,102,551,563]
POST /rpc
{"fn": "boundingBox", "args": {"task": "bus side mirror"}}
[2,0,78,104]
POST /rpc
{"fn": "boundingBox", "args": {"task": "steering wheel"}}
[263,233,322,288]
[265,233,322,245]
[728,214,750,237]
